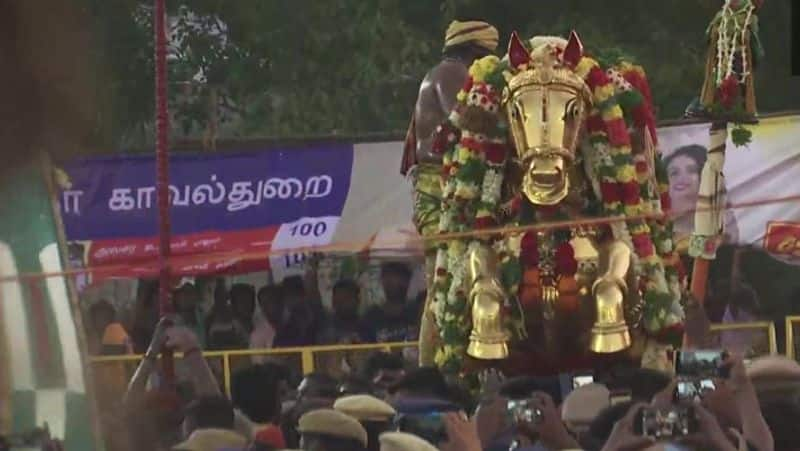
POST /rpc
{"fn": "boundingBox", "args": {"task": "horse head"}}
[503,31,593,206]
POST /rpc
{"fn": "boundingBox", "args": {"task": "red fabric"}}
[400,116,418,176]
[521,232,539,266]
[474,216,496,229]
[255,425,286,448]
[537,204,560,217]
[586,114,604,134]
[484,143,507,164]
[555,243,577,276]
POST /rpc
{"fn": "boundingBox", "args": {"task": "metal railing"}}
[709,321,778,355]
[88,320,790,396]
[786,316,800,361]
[90,341,417,396]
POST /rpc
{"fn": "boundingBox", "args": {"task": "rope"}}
[2,192,800,284]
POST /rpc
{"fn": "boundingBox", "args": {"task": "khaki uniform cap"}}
[172,428,247,451]
[334,394,397,421]
[297,408,368,447]
[561,383,611,427]
[379,432,438,451]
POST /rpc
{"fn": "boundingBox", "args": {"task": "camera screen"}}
[640,407,694,438]
[507,400,542,425]
[572,374,594,389]
[676,380,699,402]
[675,350,725,378]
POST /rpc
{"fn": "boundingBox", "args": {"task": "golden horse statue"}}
[420,31,685,376]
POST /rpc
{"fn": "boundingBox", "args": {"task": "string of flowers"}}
[573,56,683,339]
[429,36,686,373]
[432,55,511,372]
[702,0,762,146]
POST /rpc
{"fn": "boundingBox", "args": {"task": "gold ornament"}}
[466,243,509,360]
[503,64,592,206]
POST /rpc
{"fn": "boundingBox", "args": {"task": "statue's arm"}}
[416,63,468,165]
[435,62,468,114]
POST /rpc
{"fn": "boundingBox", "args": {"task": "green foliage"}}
[86,0,799,152]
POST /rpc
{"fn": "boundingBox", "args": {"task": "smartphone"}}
[396,412,448,444]
[572,374,594,389]
[507,399,543,425]
[634,406,698,439]
[674,349,729,379]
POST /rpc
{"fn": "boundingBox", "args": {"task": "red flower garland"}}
[521,232,539,266]
[620,182,640,205]
[555,242,578,275]
[718,74,740,109]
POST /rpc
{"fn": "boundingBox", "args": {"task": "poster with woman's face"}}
[658,123,712,248]
[657,115,800,261]
[657,123,741,253]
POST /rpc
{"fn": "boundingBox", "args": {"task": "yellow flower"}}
[630,223,650,235]
[448,240,466,256]
[476,208,491,218]
[617,164,636,182]
[609,144,632,156]
[575,57,598,79]
[594,84,616,103]
[456,146,472,163]
[624,205,641,217]
[469,55,501,82]
[455,182,478,199]
[457,90,467,103]
[601,104,624,121]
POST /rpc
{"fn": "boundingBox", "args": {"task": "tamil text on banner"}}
[59,145,353,279]
[656,114,800,263]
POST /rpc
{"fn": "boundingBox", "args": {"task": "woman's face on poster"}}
[667,155,701,211]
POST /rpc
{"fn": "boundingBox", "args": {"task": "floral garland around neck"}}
[430,38,685,374]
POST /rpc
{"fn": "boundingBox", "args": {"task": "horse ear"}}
[507,31,530,68]
[563,30,584,69]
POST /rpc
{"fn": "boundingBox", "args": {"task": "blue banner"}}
[59,145,354,241]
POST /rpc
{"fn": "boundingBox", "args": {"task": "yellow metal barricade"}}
[89,320,788,396]
[709,321,778,356]
[786,316,800,361]
[90,341,419,396]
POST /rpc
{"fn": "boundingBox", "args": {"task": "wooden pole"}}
[154,0,175,385]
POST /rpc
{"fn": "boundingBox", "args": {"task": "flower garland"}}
[429,37,685,373]
[432,55,512,372]
[701,0,763,146]
[572,56,682,336]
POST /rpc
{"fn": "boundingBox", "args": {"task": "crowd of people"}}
[93,312,800,451]
[86,261,425,359]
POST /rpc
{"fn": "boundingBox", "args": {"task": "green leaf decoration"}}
[731,125,752,147]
